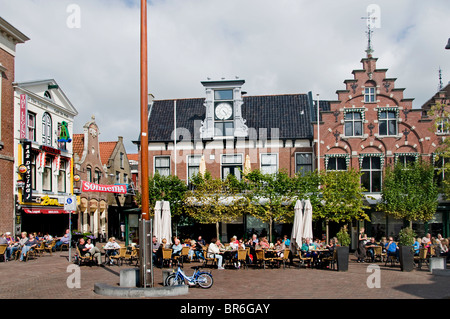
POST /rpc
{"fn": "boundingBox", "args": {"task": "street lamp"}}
[445,38,450,50]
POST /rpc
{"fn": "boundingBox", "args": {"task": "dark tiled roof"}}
[146,94,315,142]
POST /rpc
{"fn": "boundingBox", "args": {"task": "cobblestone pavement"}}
[1,245,449,301]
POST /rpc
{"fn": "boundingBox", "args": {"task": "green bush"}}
[398,227,416,246]
[336,225,351,247]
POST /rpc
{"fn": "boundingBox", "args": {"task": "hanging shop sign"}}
[81,181,127,194]
[22,141,33,202]
[19,94,27,139]
[58,121,72,143]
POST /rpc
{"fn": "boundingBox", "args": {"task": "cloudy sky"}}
[2,0,450,153]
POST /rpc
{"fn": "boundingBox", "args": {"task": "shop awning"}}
[23,208,70,214]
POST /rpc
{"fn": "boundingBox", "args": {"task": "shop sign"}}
[22,141,32,202]
[81,181,127,194]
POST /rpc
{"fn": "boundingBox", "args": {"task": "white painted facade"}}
[13,79,78,209]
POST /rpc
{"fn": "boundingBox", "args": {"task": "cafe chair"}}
[203,250,217,268]
[110,247,127,266]
[34,241,46,257]
[44,240,56,255]
[255,249,273,269]
[75,246,94,266]
[414,248,428,270]
[236,248,248,269]
[176,246,190,267]
[297,250,312,268]
[373,246,383,263]
[161,248,174,268]
[0,244,7,262]
[272,248,291,269]
[322,249,337,270]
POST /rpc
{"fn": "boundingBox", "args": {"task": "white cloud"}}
[2,0,450,153]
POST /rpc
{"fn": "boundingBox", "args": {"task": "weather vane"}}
[361,4,381,57]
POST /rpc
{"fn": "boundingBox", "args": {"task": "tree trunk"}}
[216,222,220,240]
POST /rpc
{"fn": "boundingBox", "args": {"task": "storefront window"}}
[428,212,443,237]
[386,216,403,239]
[369,212,386,240]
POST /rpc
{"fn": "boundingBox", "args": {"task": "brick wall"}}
[0,48,16,233]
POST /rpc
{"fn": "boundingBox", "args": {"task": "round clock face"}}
[215,102,233,120]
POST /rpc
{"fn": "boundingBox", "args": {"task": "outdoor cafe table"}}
[309,249,330,268]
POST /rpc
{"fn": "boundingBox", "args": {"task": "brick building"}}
[137,78,316,239]
[99,136,135,240]
[73,116,108,240]
[314,50,449,240]
[0,17,28,234]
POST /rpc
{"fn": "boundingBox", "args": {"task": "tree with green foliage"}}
[147,173,188,217]
[243,170,298,241]
[316,168,370,241]
[184,172,247,239]
[429,101,450,198]
[378,161,439,225]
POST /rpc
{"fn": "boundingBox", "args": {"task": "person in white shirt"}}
[207,238,224,269]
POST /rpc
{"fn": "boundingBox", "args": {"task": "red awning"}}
[24,208,70,214]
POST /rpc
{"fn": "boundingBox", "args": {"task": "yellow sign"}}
[40,195,62,206]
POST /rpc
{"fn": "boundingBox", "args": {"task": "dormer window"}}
[364,87,376,103]
[214,89,234,137]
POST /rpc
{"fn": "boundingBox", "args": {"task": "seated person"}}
[301,238,319,261]
[103,237,121,262]
[385,236,398,259]
[274,238,286,257]
[365,237,378,262]
[20,233,39,261]
[78,238,102,265]
[171,238,183,258]
[413,238,421,256]
[53,229,71,251]
[207,238,224,270]
[258,237,270,249]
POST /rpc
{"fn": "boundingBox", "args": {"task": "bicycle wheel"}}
[196,273,213,289]
[165,273,185,286]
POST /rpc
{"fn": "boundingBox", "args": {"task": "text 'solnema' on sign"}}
[81,181,127,194]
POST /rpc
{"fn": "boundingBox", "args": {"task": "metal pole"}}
[174,100,177,176]
[140,0,149,221]
[317,94,320,172]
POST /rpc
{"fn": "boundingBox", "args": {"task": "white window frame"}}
[295,152,313,176]
[154,156,171,176]
[378,109,398,136]
[364,87,376,103]
[221,153,243,180]
[260,153,278,175]
[42,112,52,146]
[187,155,202,182]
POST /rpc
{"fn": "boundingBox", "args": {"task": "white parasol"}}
[199,155,206,177]
[290,199,303,252]
[153,201,163,243]
[161,200,173,245]
[302,199,314,242]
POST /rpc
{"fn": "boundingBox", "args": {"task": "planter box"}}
[399,246,414,272]
[429,257,447,273]
[336,246,349,271]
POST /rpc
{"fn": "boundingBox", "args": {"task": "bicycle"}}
[165,266,214,289]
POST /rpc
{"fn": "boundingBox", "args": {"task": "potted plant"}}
[335,225,351,271]
[398,227,416,272]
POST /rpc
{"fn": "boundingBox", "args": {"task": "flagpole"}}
[317,94,320,172]
[140,0,149,220]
